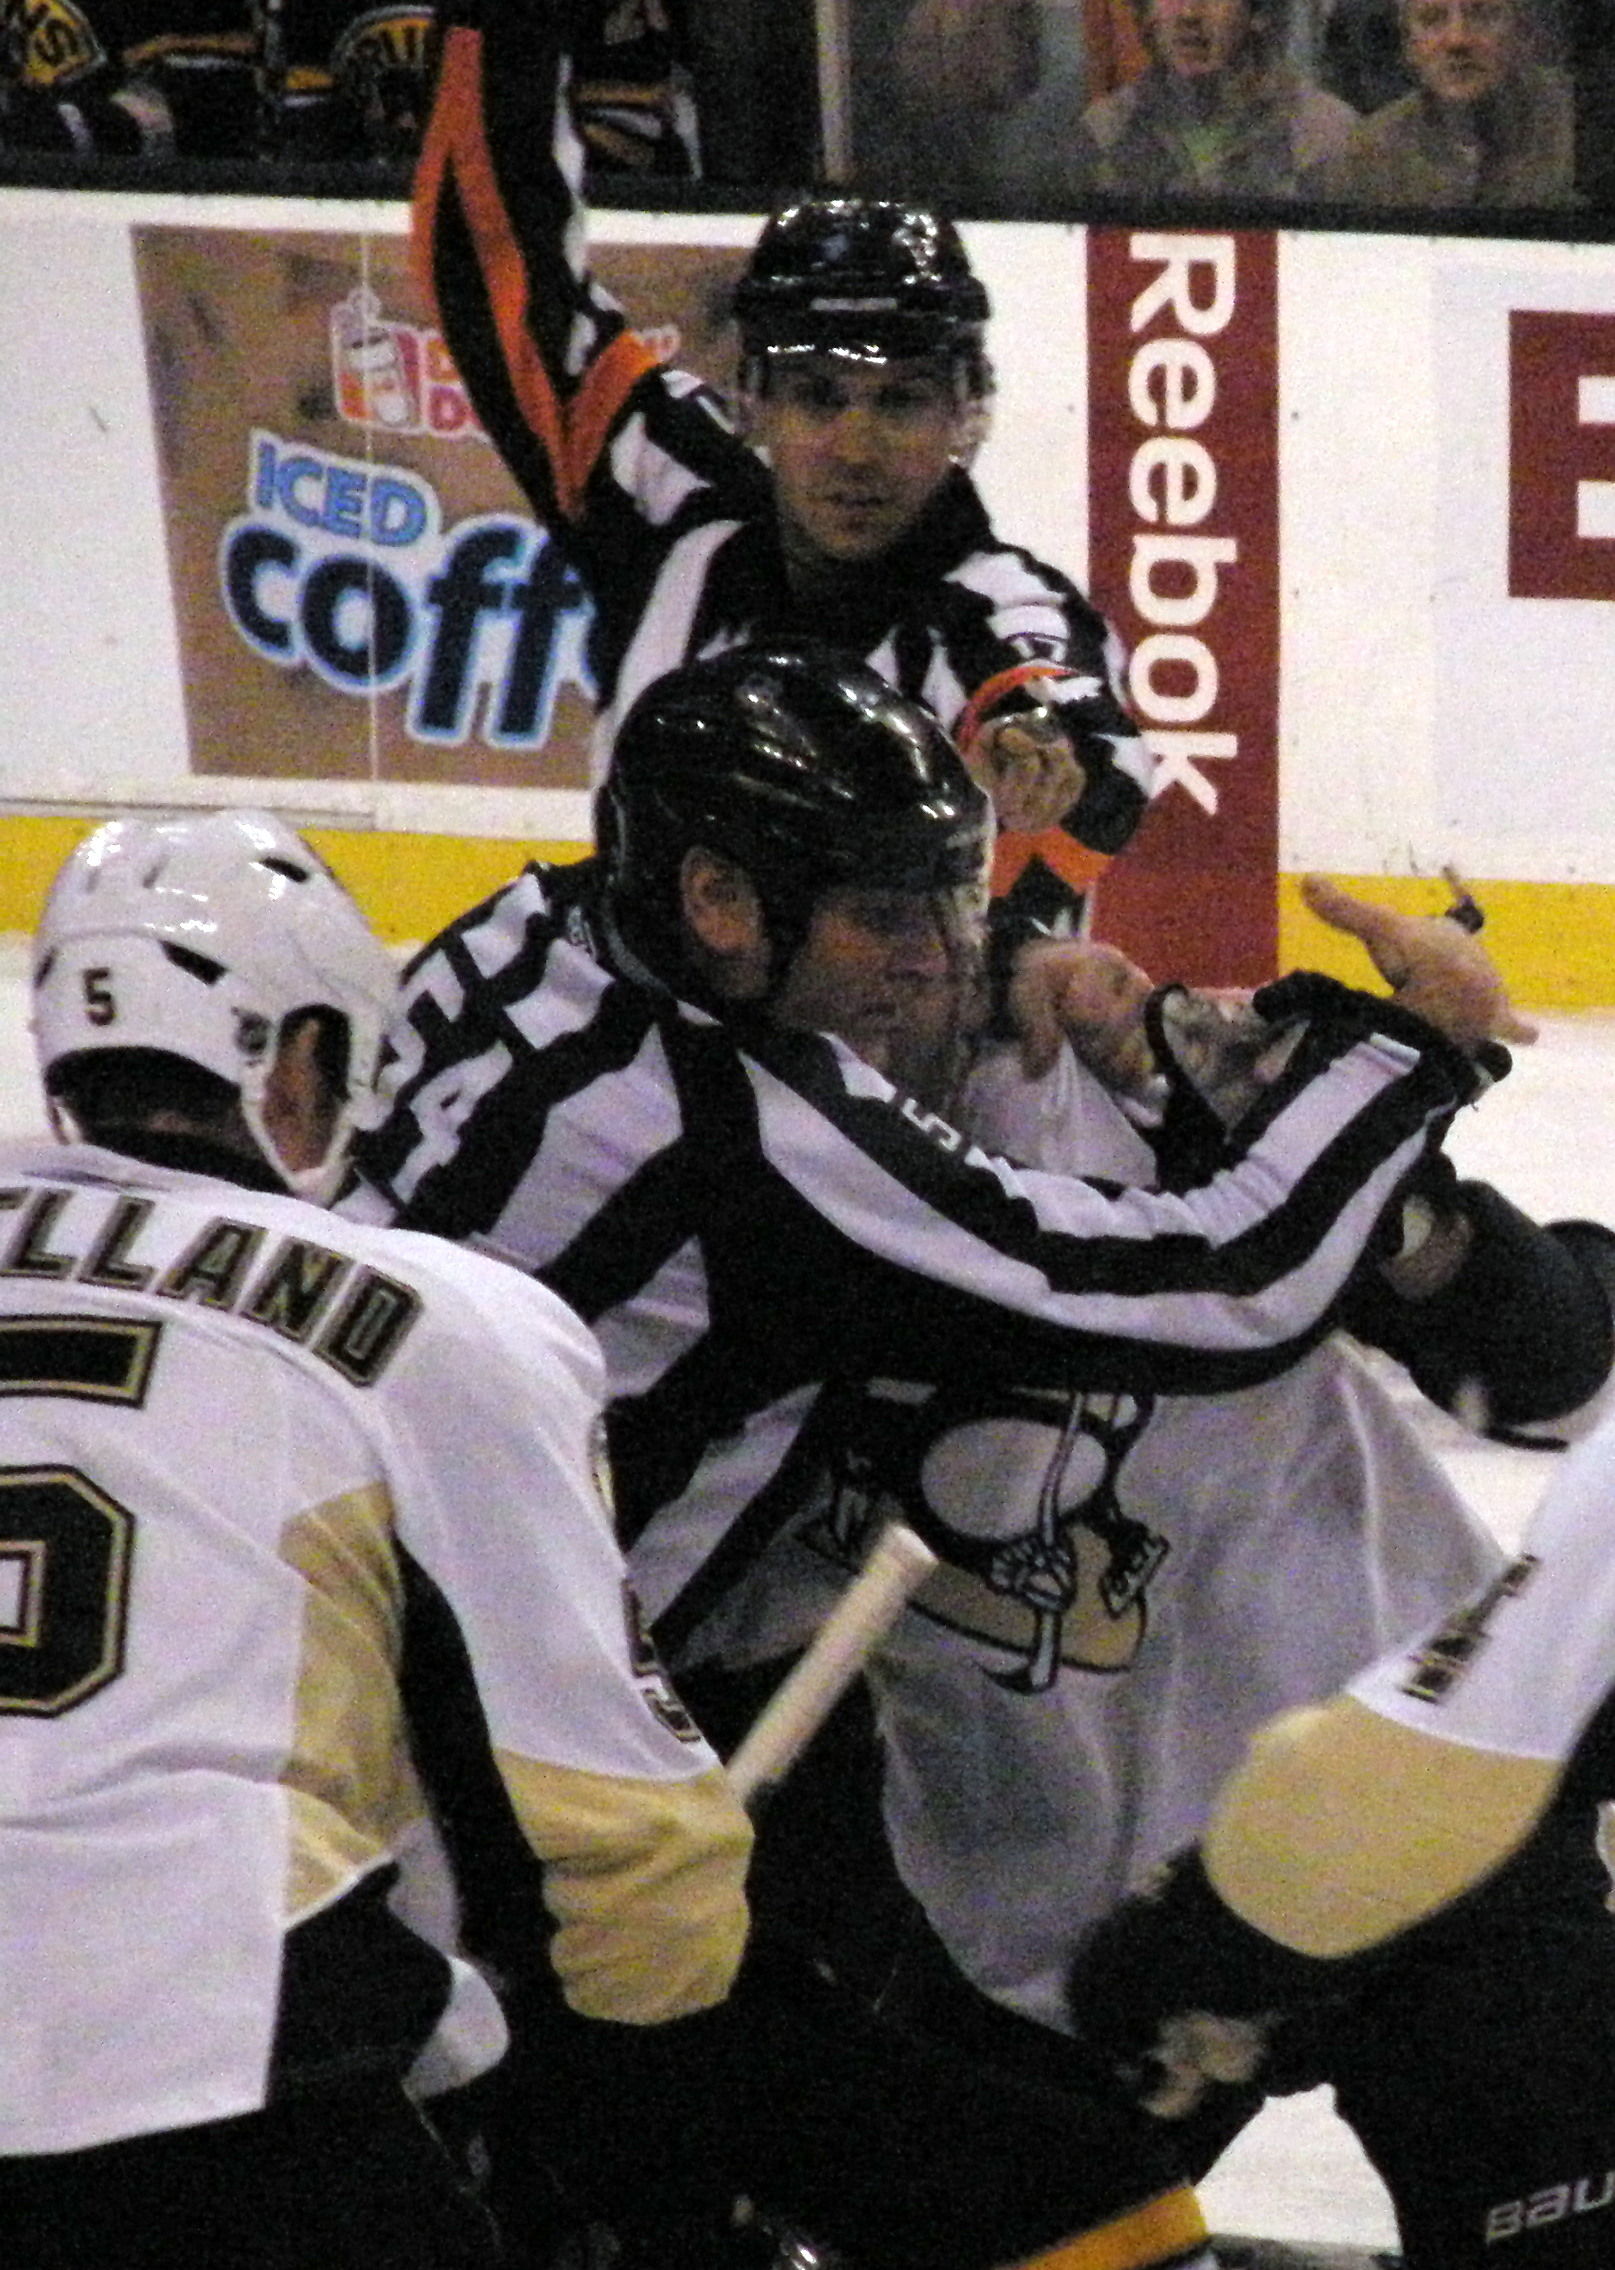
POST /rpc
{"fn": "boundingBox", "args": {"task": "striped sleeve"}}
[706,1015,1457,1396]
[414,0,664,526]
[922,540,1155,884]
[354,874,1482,1399]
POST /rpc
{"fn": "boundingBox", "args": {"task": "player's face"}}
[753,356,970,569]
[771,884,966,1076]
[1151,0,1255,75]
[1403,0,1514,100]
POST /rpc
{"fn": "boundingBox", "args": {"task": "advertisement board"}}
[135,224,749,792]
[1086,228,1280,986]
[9,190,1615,998]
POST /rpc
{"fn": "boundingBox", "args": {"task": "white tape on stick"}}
[726,1520,938,1809]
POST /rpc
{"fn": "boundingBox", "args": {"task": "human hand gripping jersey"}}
[411,0,1154,929]
[776,1036,1499,2034]
[343,855,1487,1662]
[0,1134,748,2158]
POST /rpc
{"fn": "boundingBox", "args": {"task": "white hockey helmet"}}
[32,808,398,1198]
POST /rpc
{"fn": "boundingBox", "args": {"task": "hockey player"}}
[412,0,1151,939]
[768,912,1615,2270]
[1065,1405,1615,2266]
[0,809,753,2269]
[5,820,1245,2270]
[0,0,697,168]
[641,833,1615,2265]
[0,0,438,161]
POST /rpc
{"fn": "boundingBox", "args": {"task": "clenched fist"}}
[966,709,1087,836]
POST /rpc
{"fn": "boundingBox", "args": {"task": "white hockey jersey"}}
[0,1135,749,2156]
[744,1044,1502,2030]
[1201,1410,1615,1962]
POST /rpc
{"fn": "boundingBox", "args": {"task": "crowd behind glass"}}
[0,0,1609,215]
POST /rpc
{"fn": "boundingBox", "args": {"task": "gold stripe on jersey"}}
[1004,2183,1209,2269]
[1204,1693,1560,1958]
[0,1315,159,1403]
[279,1481,426,1921]
[495,1749,751,2023]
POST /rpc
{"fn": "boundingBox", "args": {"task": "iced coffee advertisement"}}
[133,226,746,787]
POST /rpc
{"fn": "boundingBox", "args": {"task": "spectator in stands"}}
[0,0,695,172]
[884,0,1353,200]
[1308,0,1574,204]
[1318,0,1415,109]
[1069,0,1358,197]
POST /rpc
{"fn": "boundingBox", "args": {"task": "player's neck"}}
[778,520,890,604]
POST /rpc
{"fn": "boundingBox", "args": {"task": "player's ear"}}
[680,847,770,994]
[261,1013,343,1173]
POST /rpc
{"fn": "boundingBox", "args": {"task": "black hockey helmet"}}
[734,198,991,391]
[603,641,993,979]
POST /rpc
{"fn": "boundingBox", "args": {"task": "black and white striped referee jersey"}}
[413,0,1154,927]
[344,855,1481,1660]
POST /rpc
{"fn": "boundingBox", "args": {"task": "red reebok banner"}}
[1085,229,1281,990]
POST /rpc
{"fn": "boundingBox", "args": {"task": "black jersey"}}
[344,855,1480,1660]
[0,0,437,157]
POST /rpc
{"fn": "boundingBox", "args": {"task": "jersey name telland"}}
[0,1180,418,1386]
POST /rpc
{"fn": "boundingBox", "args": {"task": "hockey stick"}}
[727,1519,939,1810]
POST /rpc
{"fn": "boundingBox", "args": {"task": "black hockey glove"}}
[1341,1171,1615,1440]
[1139,972,1508,1194]
[1066,1849,1350,2119]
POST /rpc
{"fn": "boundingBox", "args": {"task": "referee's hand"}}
[966,712,1086,837]
[1300,873,1538,1055]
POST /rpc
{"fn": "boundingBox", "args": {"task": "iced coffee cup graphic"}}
[332,288,416,429]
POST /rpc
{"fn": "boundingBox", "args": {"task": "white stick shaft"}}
[727,1521,938,1808]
